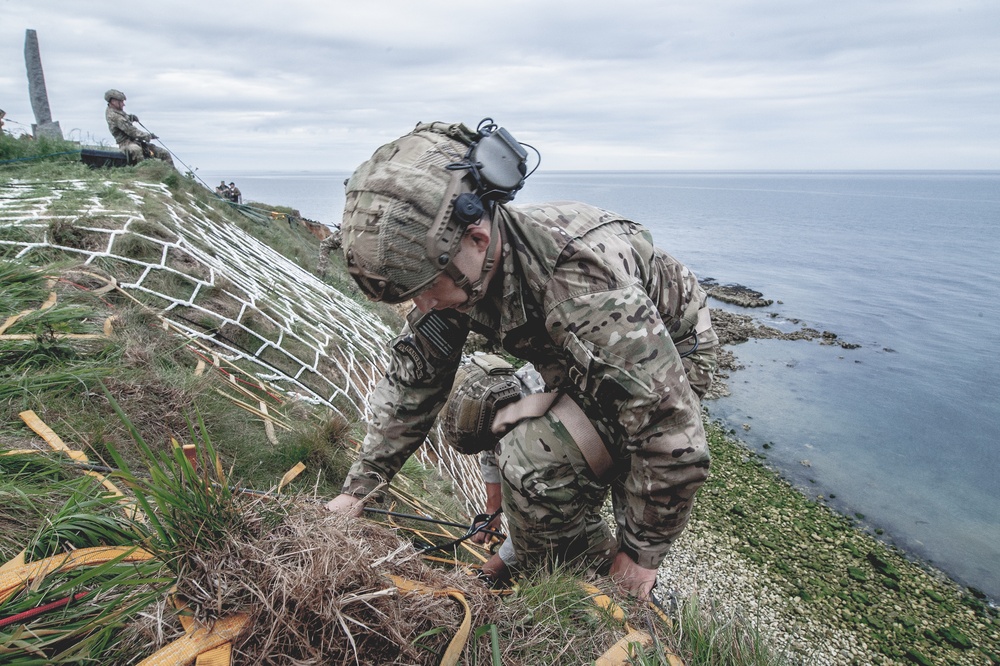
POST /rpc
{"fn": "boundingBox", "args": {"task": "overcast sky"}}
[2,0,998,173]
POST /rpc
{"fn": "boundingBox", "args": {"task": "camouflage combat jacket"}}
[343,201,712,568]
[105,106,150,146]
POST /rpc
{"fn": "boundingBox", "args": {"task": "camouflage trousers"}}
[118,141,173,166]
[498,409,618,574]
[497,332,717,573]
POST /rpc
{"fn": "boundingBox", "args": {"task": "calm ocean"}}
[203,169,1000,601]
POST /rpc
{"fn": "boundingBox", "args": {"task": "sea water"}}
[204,169,1000,601]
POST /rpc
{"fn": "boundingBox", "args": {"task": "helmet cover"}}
[341,123,481,303]
[104,89,126,103]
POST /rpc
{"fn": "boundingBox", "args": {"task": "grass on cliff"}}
[0,132,82,165]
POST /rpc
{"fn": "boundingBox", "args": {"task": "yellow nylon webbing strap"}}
[170,599,238,666]
[19,409,85,461]
[579,582,627,624]
[594,629,654,666]
[387,575,471,666]
[0,546,154,605]
[18,410,128,498]
[582,582,686,666]
[277,462,306,493]
[195,643,233,666]
[0,550,27,576]
[135,613,249,666]
[40,291,58,310]
[0,312,26,335]
[257,379,278,445]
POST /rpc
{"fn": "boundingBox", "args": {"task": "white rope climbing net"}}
[0,178,488,518]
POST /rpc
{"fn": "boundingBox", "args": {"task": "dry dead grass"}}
[124,495,644,665]
[130,501,503,665]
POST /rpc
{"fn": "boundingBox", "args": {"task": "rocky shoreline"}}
[662,284,999,665]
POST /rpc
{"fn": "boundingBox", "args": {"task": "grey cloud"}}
[1,0,997,171]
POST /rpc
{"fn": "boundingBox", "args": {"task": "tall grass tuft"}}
[628,592,792,666]
[101,385,286,622]
[0,461,170,665]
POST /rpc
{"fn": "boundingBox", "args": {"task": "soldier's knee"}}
[122,144,143,164]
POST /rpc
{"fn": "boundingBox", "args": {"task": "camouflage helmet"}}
[104,89,126,103]
[441,355,521,455]
[341,122,488,304]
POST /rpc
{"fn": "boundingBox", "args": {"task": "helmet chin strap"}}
[440,214,501,308]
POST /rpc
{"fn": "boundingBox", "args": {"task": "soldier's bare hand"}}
[325,493,364,517]
[470,514,501,544]
[609,550,658,600]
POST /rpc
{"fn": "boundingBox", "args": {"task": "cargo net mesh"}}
[0,178,488,518]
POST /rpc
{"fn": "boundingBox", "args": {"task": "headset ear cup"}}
[453,192,485,224]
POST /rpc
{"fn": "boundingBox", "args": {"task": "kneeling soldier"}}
[326,120,717,600]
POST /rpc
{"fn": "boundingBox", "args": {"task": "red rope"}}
[0,591,89,629]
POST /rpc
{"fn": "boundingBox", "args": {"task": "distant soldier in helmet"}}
[326,120,718,601]
[104,89,173,166]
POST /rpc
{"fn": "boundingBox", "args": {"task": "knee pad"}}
[441,354,520,454]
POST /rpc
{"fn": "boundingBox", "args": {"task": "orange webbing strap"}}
[0,546,154,605]
[277,462,306,493]
[387,575,472,666]
[594,629,655,666]
[19,410,85,462]
[0,551,27,576]
[167,596,240,666]
[257,379,279,445]
[135,613,249,666]
[581,583,686,666]
[580,582,627,625]
[0,291,58,336]
[18,410,127,499]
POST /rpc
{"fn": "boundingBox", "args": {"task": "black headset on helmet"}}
[447,118,534,225]
[420,119,538,305]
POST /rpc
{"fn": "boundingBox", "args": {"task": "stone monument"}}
[24,29,63,140]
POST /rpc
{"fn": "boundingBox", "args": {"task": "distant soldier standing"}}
[228,182,242,204]
[216,181,231,198]
[316,225,343,278]
[104,89,173,166]
[0,109,6,135]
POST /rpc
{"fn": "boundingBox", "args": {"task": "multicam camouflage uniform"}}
[342,200,718,573]
[105,105,173,166]
[316,227,343,278]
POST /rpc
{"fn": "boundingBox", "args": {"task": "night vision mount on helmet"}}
[341,118,537,305]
